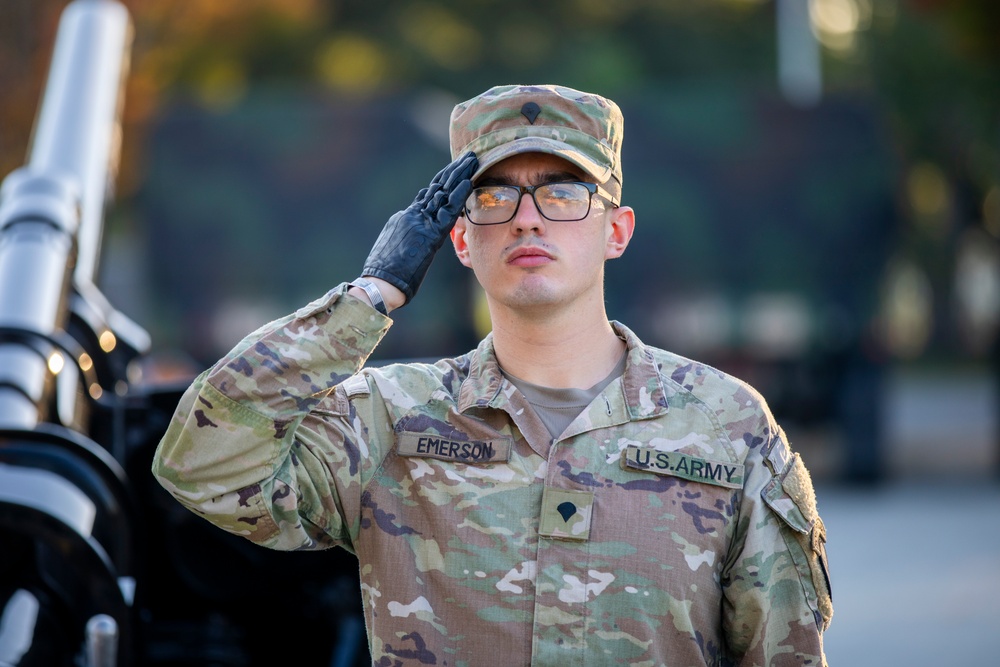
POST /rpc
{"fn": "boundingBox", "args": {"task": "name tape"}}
[621,445,744,489]
[397,433,511,464]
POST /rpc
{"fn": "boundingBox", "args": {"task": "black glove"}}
[361,151,478,304]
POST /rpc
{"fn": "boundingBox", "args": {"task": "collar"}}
[456,321,670,421]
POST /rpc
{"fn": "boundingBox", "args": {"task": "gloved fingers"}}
[417,181,442,207]
[429,150,476,186]
[418,152,477,208]
[425,152,476,223]
[437,178,474,224]
[440,151,478,192]
[429,189,448,212]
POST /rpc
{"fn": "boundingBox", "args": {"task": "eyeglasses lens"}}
[466,183,592,224]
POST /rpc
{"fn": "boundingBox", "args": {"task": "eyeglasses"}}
[463,181,616,225]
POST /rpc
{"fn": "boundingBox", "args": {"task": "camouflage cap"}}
[449,84,623,204]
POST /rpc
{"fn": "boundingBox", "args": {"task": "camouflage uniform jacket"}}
[153,283,833,667]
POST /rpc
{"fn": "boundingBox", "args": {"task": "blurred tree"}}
[3,0,996,198]
[0,0,62,181]
[3,0,997,482]
[1,0,997,363]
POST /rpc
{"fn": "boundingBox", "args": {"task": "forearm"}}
[151,283,391,542]
[200,283,390,420]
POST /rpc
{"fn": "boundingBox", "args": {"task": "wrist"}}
[349,276,405,314]
[364,276,406,311]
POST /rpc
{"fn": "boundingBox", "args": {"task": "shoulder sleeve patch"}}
[763,450,834,631]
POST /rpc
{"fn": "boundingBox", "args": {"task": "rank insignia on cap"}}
[520,101,541,124]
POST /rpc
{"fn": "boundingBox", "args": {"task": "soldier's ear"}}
[451,217,473,268]
[605,206,634,260]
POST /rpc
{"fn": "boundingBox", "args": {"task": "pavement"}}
[787,367,1000,664]
[818,479,1000,665]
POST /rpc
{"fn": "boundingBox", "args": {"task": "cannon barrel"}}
[27,0,129,287]
[0,0,135,431]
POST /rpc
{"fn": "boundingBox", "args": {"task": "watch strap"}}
[351,277,388,316]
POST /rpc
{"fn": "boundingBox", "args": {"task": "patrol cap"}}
[449,84,624,205]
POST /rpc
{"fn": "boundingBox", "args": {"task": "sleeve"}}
[721,426,833,667]
[151,283,393,551]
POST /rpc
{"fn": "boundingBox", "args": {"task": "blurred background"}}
[1,0,998,664]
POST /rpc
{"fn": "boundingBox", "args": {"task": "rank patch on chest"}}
[621,445,744,489]
[397,432,511,464]
[538,487,594,541]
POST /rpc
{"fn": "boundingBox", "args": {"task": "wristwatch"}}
[351,277,388,315]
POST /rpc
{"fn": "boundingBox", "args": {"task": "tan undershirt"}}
[500,351,627,439]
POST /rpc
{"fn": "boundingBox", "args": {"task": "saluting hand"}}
[361,151,478,306]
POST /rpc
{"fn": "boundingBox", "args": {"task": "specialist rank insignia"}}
[538,487,594,541]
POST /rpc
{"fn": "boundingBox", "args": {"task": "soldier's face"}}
[450,152,634,314]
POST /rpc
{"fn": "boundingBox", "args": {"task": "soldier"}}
[153,84,832,666]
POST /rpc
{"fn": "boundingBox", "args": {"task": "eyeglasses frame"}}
[463,181,619,226]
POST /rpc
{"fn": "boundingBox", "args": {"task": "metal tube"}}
[85,614,119,667]
[28,0,132,286]
[0,0,131,429]
[0,173,78,429]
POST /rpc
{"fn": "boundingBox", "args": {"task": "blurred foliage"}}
[3,0,996,205]
[0,0,998,369]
